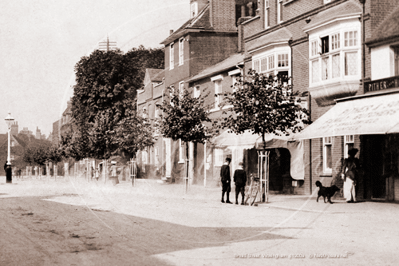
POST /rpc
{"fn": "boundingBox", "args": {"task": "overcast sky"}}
[0,0,189,136]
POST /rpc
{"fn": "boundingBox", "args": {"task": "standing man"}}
[234,162,247,205]
[220,157,232,203]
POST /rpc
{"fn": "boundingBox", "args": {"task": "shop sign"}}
[365,76,399,93]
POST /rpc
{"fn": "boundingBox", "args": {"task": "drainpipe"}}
[359,0,366,92]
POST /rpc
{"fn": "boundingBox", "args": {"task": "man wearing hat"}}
[341,148,360,203]
[220,157,232,203]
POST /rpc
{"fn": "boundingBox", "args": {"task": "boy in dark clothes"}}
[234,162,247,205]
[220,157,232,203]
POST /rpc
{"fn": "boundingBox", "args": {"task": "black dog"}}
[315,181,340,204]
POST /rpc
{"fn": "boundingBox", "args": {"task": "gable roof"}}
[247,27,293,53]
[146,68,165,83]
[161,4,213,45]
[0,134,26,149]
[187,53,245,83]
[366,5,399,46]
[303,0,362,32]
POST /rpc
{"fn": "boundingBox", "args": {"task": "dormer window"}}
[190,2,198,18]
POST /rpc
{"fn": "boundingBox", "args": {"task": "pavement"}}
[1,175,399,266]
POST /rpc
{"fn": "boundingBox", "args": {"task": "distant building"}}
[52,119,61,146]
[10,121,18,136]
[35,127,41,139]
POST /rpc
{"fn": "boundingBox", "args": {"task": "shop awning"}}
[297,92,399,139]
[212,130,260,149]
[213,130,304,180]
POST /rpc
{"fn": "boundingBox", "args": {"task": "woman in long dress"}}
[341,148,360,203]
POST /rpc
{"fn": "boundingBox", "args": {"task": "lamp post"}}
[5,111,14,183]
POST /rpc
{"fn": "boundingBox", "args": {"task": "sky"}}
[0,0,189,136]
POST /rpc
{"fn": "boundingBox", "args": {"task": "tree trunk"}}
[186,142,189,193]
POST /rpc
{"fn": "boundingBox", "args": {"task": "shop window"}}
[344,135,354,159]
[170,43,174,70]
[214,149,224,166]
[323,137,332,174]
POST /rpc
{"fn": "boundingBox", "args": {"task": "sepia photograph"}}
[1,0,399,265]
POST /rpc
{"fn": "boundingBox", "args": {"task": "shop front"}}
[297,90,399,201]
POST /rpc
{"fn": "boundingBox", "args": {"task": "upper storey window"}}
[264,0,270,28]
[170,43,174,70]
[252,46,290,84]
[179,38,184,66]
[309,25,360,86]
[277,0,283,24]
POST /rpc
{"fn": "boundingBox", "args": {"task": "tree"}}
[219,70,311,201]
[159,87,213,189]
[68,46,164,160]
[220,70,311,146]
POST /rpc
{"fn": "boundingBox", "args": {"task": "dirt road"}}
[1,177,399,266]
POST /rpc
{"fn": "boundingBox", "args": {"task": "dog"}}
[315,181,340,204]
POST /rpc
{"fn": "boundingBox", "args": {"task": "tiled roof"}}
[147,68,165,82]
[366,5,399,46]
[303,1,362,32]
[161,4,212,45]
[246,27,293,53]
[186,53,245,83]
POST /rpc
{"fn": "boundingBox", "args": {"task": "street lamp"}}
[5,111,14,183]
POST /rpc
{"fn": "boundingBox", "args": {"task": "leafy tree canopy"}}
[68,46,163,160]
[219,70,311,146]
[159,87,212,144]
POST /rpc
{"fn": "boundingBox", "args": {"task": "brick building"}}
[137,68,165,179]
[154,0,258,184]
[285,0,399,201]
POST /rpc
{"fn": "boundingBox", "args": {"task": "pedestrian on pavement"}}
[234,162,247,205]
[341,148,360,203]
[4,161,7,172]
[110,161,119,185]
[5,164,12,183]
[220,157,232,204]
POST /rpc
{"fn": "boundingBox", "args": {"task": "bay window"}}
[252,47,290,81]
[309,29,360,86]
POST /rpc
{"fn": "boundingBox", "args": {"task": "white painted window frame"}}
[170,42,174,70]
[323,137,333,174]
